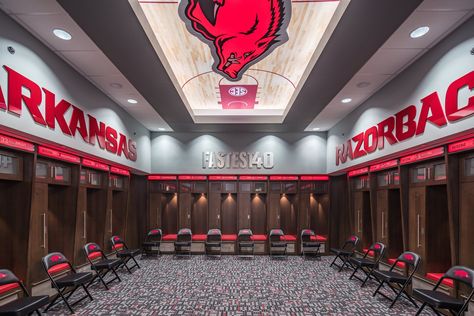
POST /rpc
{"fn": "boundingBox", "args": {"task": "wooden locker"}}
[299,193,310,231]
[221,194,237,234]
[27,182,48,284]
[179,192,192,229]
[238,193,251,230]
[191,194,208,234]
[460,181,474,268]
[250,194,266,234]
[353,191,363,237]
[148,192,161,230]
[162,194,178,235]
[208,192,221,229]
[376,190,388,246]
[267,193,280,230]
[409,187,426,262]
[73,187,87,264]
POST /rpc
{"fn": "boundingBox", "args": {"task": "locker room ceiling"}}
[1,0,473,132]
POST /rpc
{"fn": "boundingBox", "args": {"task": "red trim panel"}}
[0,134,35,152]
[269,175,298,181]
[208,175,237,180]
[348,167,369,177]
[148,175,177,180]
[178,175,207,180]
[400,147,445,165]
[110,166,130,176]
[82,158,109,171]
[370,159,398,172]
[239,175,268,180]
[38,146,80,164]
[448,138,474,153]
[300,175,329,181]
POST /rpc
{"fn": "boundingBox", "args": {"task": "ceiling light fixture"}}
[53,28,72,41]
[110,83,123,89]
[410,26,430,39]
[158,128,166,131]
[127,99,138,104]
[341,98,352,104]
[356,81,371,88]
[312,128,320,131]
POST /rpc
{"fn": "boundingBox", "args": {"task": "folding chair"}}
[205,228,222,258]
[238,229,255,259]
[349,242,386,287]
[413,266,474,316]
[174,228,192,258]
[111,236,141,273]
[141,228,162,258]
[83,242,121,290]
[269,229,287,259]
[42,252,93,314]
[301,229,321,260]
[372,251,421,308]
[330,235,360,272]
[0,269,49,316]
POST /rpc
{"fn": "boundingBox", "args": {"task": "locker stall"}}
[299,178,330,254]
[28,153,79,284]
[238,180,267,235]
[407,157,452,278]
[73,167,108,265]
[211,179,238,253]
[0,143,34,286]
[350,174,372,250]
[105,172,130,251]
[373,167,403,261]
[458,152,474,271]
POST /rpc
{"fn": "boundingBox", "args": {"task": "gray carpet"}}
[47,255,434,315]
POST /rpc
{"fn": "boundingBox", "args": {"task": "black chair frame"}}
[205,229,222,259]
[42,253,93,314]
[237,229,255,259]
[348,242,386,287]
[300,229,321,260]
[372,251,421,308]
[174,229,192,258]
[141,228,162,258]
[84,243,121,290]
[329,236,360,272]
[269,229,287,259]
[111,236,141,273]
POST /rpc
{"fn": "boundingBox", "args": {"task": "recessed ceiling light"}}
[110,83,123,89]
[53,28,72,41]
[341,98,352,104]
[127,99,138,104]
[312,128,320,131]
[356,81,371,88]
[158,128,165,131]
[410,26,429,39]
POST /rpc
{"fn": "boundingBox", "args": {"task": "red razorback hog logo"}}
[454,269,470,279]
[180,0,292,81]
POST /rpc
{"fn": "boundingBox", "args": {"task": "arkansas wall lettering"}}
[336,71,474,166]
[0,65,137,161]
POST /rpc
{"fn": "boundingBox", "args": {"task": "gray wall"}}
[327,16,474,173]
[150,132,327,174]
[0,11,151,172]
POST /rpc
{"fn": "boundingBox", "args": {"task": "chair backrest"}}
[238,229,253,242]
[0,269,28,296]
[395,251,421,269]
[84,242,105,262]
[207,228,222,242]
[301,229,315,242]
[269,229,284,241]
[177,228,192,241]
[42,252,73,277]
[444,266,474,288]
[146,229,162,242]
[111,235,128,251]
[364,242,386,262]
[342,235,359,250]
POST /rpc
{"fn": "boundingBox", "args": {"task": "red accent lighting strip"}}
[148,175,177,180]
[348,167,369,177]
[448,138,474,153]
[208,175,237,180]
[0,134,35,152]
[239,175,268,180]
[82,158,109,171]
[269,175,298,181]
[38,146,80,164]
[300,175,329,181]
[178,175,207,180]
[369,159,398,172]
[400,147,444,165]
[110,166,130,176]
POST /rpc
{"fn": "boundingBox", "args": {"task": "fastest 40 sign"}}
[202,151,274,169]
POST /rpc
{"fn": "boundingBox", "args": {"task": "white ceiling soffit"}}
[305,0,474,132]
[0,0,172,132]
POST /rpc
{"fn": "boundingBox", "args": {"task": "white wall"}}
[327,17,474,173]
[0,11,151,172]
[150,132,327,174]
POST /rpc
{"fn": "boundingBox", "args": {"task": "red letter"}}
[0,83,5,110]
[352,132,367,159]
[43,88,71,135]
[377,117,397,150]
[105,126,118,154]
[445,71,474,122]
[363,126,378,153]
[395,105,417,142]
[88,115,106,149]
[415,92,447,135]
[69,106,88,142]
[5,66,45,125]
[117,133,129,159]
[128,140,137,162]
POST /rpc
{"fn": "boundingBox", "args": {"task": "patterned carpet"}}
[47,255,434,315]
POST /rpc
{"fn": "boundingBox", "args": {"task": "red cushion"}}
[282,235,297,241]
[311,235,327,242]
[0,283,20,295]
[426,273,454,288]
[113,243,124,250]
[192,234,207,241]
[88,252,102,260]
[162,234,177,241]
[48,263,70,275]
[222,234,237,241]
[388,258,406,269]
[251,235,267,241]
[363,248,375,257]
